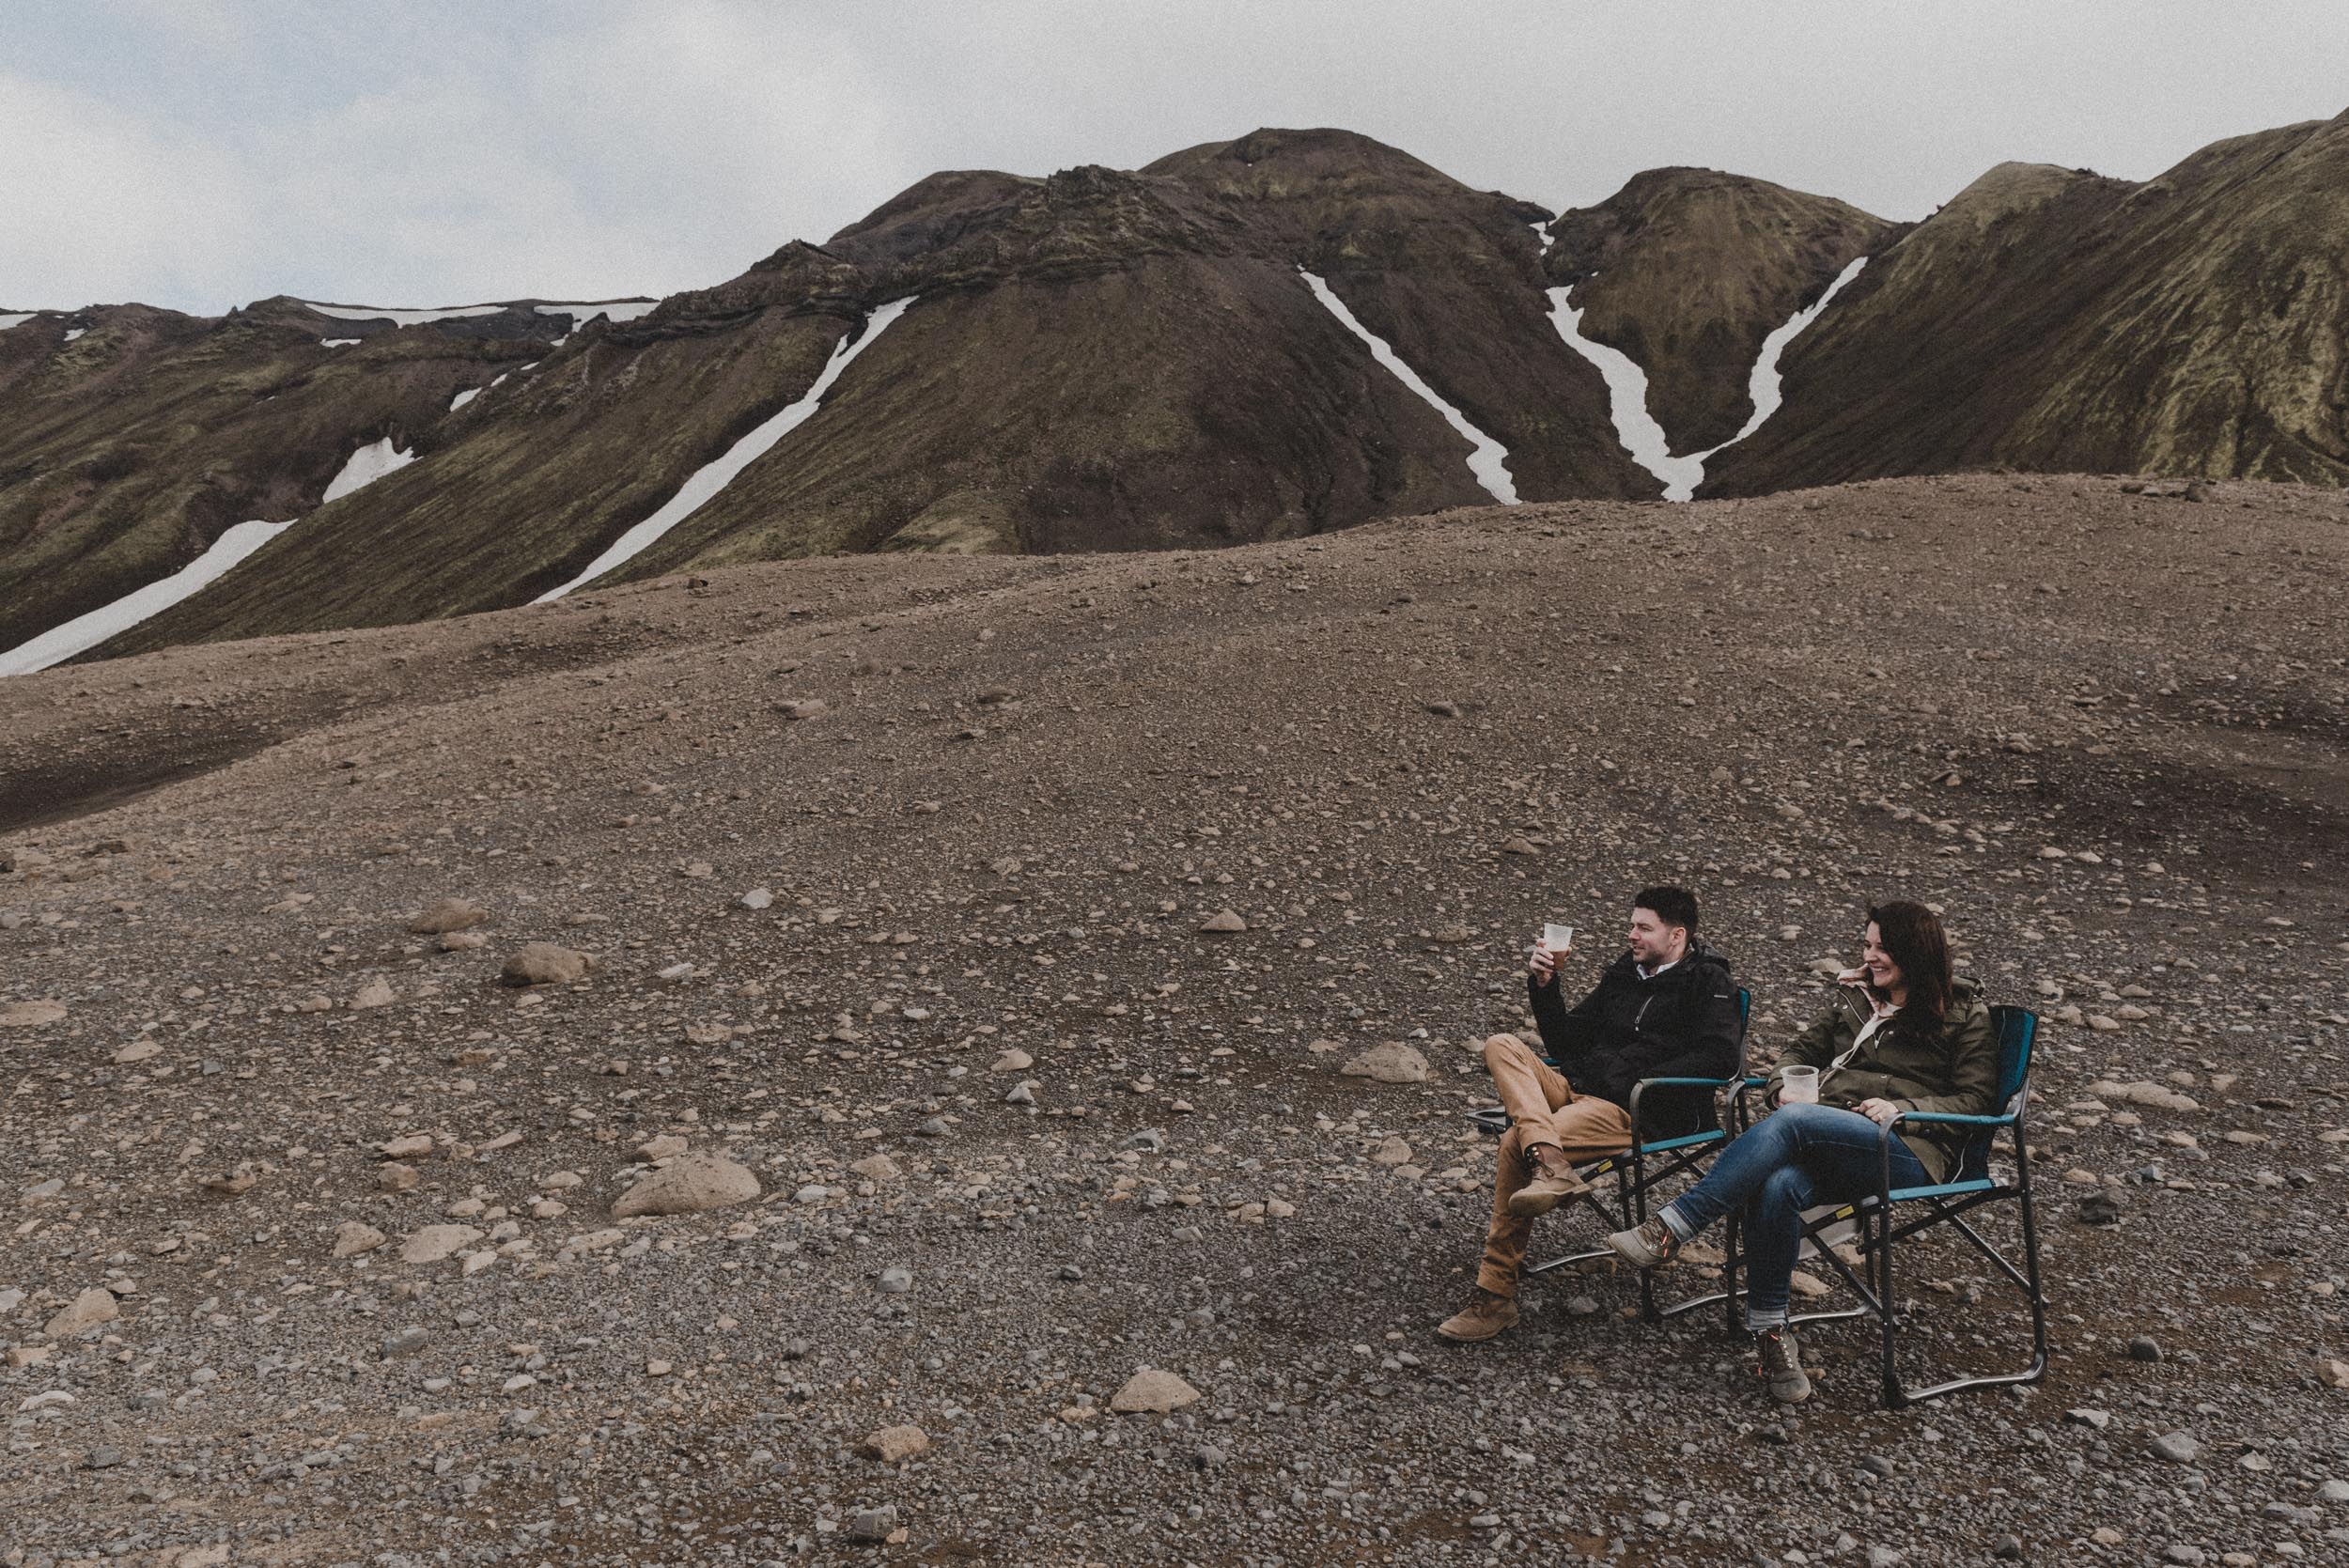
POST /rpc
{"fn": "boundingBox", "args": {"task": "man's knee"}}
[1482,1032,1529,1071]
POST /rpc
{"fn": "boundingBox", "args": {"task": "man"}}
[1437,884,1741,1342]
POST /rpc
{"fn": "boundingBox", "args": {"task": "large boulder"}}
[1110,1368,1201,1413]
[501,943,593,986]
[408,898,489,935]
[1340,1041,1431,1084]
[399,1224,485,1265]
[611,1152,760,1218]
[44,1287,119,1338]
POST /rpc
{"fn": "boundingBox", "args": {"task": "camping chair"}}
[1467,989,1750,1322]
[1719,1004,2047,1408]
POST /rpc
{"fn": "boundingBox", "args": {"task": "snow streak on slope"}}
[305,302,506,326]
[1299,269,1519,505]
[1543,287,1706,500]
[533,297,917,604]
[322,438,415,503]
[0,314,38,332]
[1716,256,1868,448]
[535,301,660,326]
[1532,219,1868,501]
[0,520,295,675]
[62,329,86,343]
[0,437,418,676]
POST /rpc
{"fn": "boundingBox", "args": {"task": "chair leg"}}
[1876,1189,1906,1408]
[1721,1211,1744,1337]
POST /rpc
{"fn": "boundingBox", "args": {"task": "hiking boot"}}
[1605,1216,1682,1270]
[1754,1325,1812,1404]
[1434,1289,1519,1343]
[1505,1163,1591,1218]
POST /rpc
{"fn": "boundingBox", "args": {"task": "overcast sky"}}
[8,0,2345,316]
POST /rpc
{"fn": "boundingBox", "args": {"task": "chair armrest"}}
[1892,1110,2015,1127]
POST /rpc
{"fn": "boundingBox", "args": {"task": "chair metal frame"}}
[1467,989,1750,1322]
[1719,1003,2048,1408]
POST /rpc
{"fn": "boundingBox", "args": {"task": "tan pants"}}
[1477,1032,1634,1297]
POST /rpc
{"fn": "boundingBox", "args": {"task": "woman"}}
[1606,900,1997,1404]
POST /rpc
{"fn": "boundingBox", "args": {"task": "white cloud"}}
[0,72,259,309]
[8,1,2347,316]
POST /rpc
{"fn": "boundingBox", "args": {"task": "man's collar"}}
[1635,953,1683,981]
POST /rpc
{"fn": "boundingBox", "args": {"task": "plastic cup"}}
[1543,924,1575,952]
[1780,1065,1820,1105]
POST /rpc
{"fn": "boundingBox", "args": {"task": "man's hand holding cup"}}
[1529,923,1575,984]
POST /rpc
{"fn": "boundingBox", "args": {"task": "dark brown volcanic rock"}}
[1545,167,1892,452]
[1703,110,2349,493]
[0,303,539,650]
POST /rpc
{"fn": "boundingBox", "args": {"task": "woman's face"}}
[1859,922,1905,994]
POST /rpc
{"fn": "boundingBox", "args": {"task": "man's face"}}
[1627,907,1685,967]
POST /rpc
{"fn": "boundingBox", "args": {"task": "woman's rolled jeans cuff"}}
[1656,1102,1929,1326]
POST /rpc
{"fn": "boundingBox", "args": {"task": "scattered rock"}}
[1197,908,1247,934]
[1340,1041,1430,1084]
[610,1152,760,1218]
[332,1221,387,1258]
[2149,1430,2200,1464]
[398,1225,485,1265]
[44,1287,120,1337]
[0,1000,68,1027]
[861,1424,929,1463]
[407,897,488,935]
[501,942,592,986]
[1110,1368,1202,1413]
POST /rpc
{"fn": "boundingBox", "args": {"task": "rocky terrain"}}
[4,474,2347,1566]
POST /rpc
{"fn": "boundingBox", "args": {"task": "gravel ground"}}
[4,473,2347,1567]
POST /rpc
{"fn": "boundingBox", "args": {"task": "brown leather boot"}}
[1435,1288,1519,1343]
[1506,1154,1592,1218]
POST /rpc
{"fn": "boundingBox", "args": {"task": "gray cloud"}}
[8,0,2344,316]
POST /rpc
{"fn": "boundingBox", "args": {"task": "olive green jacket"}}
[1766,976,1999,1182]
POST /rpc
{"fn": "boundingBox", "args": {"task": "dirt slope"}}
[5,474,2347,1563]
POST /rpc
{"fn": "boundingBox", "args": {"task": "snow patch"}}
[1299,269,1519,506]
[1545,288,1705,501]
[1718,256,1868,448]
[0,520,296,676]
[320,337,359,348]
[305,302,506,326]
[0,313,38,332]
[534,297,915,604]
[449,387,480,411]
[1546,255,1868,502]
[61,328,86,343]
[322,437,415,504]
[535,300,659,326]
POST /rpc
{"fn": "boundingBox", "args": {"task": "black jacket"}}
[1527,942,1742,1138]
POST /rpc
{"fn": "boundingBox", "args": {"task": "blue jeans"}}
[1658,1103,1928,1330]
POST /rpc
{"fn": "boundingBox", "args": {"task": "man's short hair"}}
[1634,884,1700,935]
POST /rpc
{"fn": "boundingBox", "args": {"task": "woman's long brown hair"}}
[1868,900,1954,1029]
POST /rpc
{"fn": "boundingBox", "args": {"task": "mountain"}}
[5,111,2347,669]
[0,297,648,656]
[79,129,1669,660]
[1542,168,1893,453]
[1702,110,2349,493]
